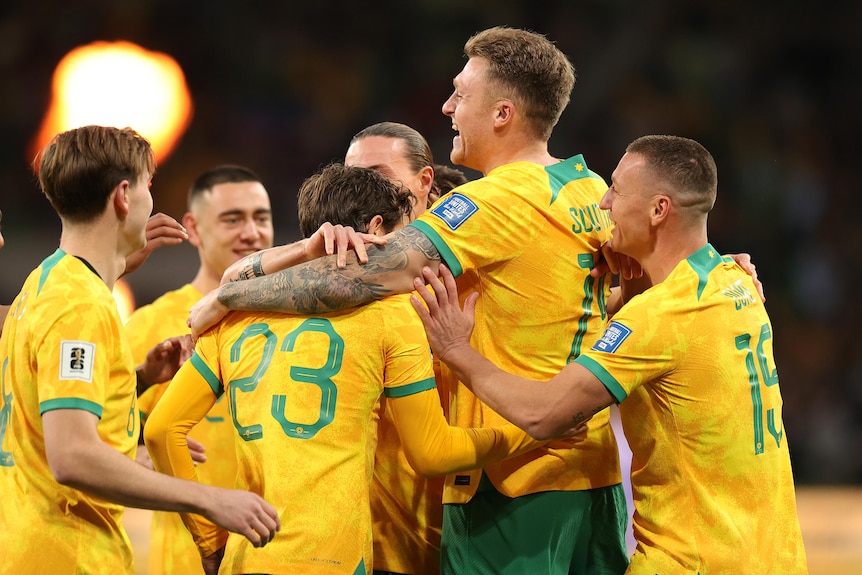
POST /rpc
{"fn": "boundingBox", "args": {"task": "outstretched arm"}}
[411,265,614,440]
[189,226,441,338]
[390,390,556,477]
[143,360,281,554]
[44,407,280,552]
[222,222,387,284]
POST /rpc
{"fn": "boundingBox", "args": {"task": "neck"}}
[637,229,709,286]
[477,134,556,175]
[59,223,126,289]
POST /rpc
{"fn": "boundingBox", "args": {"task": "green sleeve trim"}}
[574,355,627,403]
[40,397,103,418]
[190,352,223,398]
[37,249,66,295]
[384,376,437,398]
[408,220,463,277]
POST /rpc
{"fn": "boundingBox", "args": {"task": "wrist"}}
[436,338,472,366]
[299,237,317,263]
[236,253,266,281]
[136,367,151,395]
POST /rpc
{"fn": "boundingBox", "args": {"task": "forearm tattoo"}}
[572,412,590,426]
[219,226,441,314]
[571,404,606,427]
[233,253,265,282]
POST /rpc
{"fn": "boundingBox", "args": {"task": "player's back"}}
[197,294,434,575]
[605,246,807,573]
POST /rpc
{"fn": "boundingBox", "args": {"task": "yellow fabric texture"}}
[578,245,808,574]
[411,157,622,504]
[0,250,138,573]
[146,294,539,574]
[370,361,447,575]
[125,282,238,574]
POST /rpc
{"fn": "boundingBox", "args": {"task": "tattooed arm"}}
[188,227,441,338]
[221,226,441,313]
[221,223,387,285]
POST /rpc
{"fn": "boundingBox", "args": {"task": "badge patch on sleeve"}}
[591,321,632,354]
[430,192,479,230]
[59,341,96,382]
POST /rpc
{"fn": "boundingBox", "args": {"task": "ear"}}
[494,99,515,128]
[651,195,672,225]
[182,211,203,247]
[366,214,385,237]
[419,165,434,196]
[112,180,131,220]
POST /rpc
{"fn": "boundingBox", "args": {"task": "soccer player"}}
[0,125,280,574]
[344,122,465,575]
[412,135,809,574]
[190,27,630,574]
[125,165,275,575]
[144,163,550,575]
[346,122,439,216]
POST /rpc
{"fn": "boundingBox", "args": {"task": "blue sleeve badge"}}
[591,321,632,353]
[429,192,479,230]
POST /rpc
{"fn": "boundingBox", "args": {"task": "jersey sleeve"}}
[389,390,543,477]
[575,297,677,402]
[380,297,437,394]
[36,297,117,418]
[144,334,226,556]
[410,181,536,277]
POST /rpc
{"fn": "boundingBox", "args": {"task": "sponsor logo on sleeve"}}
[591,321,632,354]
[59,340,96,382]
[430,192,479,230]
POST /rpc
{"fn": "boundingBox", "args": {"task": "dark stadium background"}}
[1,0,859,495]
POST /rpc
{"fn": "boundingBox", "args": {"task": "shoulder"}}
[375,292,416,313]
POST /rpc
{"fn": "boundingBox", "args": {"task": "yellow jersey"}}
[0,250,139,574]
[577,244,808,573]
[145,294,541,574]
[411,156,622,503]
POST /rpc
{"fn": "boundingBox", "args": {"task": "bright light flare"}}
[30,41,193,163]
[113,278,136,323]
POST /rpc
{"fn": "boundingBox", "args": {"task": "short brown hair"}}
[297,163,414,238]
[34,125,155,223]
[465,26,575,140]
[626,135,718,215]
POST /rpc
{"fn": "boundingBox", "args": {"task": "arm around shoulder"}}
[216,225,440,316]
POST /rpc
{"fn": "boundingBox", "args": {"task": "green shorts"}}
[441,474,629,575]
